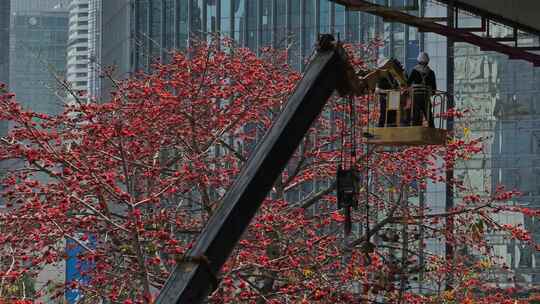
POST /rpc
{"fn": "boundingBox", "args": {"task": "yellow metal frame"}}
[370,86,449,146]
[366,126,447,146]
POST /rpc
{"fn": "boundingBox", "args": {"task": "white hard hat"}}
[417,52,430,64]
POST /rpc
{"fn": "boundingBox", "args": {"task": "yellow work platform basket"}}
[365,86,448,146]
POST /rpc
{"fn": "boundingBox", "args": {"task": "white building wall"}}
[87,0,100,100]
[66,0,89,103]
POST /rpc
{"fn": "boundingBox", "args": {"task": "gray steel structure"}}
[436,0,540,37]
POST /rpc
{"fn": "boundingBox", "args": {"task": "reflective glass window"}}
[178,0,188,47]
[247,0,257,50]
[275,0,286,48]
[320,0,330,33]
[261,0,272,47]
[233,0,245,43]
[220,0,232,36]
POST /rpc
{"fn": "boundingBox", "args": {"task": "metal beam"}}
[518,47,540,51]
[455,15,486,33]
[330,0,540,66]
[156,43,351,304]
[421,17,448,23]
[435,0,540,38]
[486,37,516,42]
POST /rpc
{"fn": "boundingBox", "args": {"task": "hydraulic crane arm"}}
[156,36,364,304]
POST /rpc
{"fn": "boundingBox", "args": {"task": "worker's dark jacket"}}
[407,64,437,91]
[406,64,436,127]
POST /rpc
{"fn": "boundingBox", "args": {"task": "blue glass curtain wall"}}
[131,0,420,72]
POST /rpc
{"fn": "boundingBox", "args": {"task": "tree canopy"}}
[0,39,536,304]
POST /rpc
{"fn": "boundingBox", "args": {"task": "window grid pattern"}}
[132,0,420,72]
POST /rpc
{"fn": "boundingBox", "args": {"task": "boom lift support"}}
[156,35,444,304]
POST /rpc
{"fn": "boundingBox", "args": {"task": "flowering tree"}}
[0,39,537,304]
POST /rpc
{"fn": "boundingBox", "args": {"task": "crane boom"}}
[156,36,362,304]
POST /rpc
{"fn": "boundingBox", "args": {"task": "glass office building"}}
[0,0,10,137]
[0,0,9,86]
[130,0,382,71]
[0,0,10,209]
[7,4,70,301]
[454,41,540,288]
[97,0,540,290]
[100,0,131,96]
[9,9,69,115]
[101,0,424,74]
[11,0,69,12]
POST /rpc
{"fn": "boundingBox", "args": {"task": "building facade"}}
[0,0,10,209]
[100,0,131,96]
[99,0,419,95]
[8,3,70,300]
[449,13,540,289]
[0,0,9,86]
[9,8,69,114]
[454,47,540,288]
[87,0,101,99]
[65,0,101,102]
[66,0,90,102]
[11,0,68,12]
[96,0,540,292]
[0,0,10,137]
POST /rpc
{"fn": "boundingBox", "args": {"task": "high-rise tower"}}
[9,4,69,114]
[66,0,90,102]
[0,0,10,137]
[0,0,9,86]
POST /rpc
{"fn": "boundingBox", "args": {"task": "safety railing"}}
[376,85,448,130]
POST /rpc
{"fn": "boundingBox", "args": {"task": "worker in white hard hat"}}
[407,52,436,127]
